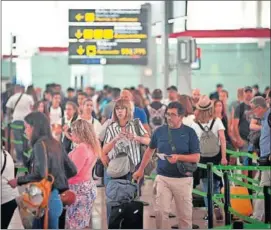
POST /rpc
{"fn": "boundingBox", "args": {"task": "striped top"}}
[104,119,147,166]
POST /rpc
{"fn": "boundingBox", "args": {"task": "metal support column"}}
[161,1,170,95]
[10,33,13,82]
[256,1,262,28]
[176,38,195,95]
[141,3,157,91]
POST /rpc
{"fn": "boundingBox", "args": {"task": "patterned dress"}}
[66,180,97,229]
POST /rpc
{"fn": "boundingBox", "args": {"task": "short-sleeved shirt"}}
[149,124,200,178]
[260,109,271,157]
[234,102,252,141]
[191,118,225,145]
[104,119,147,166]
[6,93,34,122]
[134,107,147,124]
[102,101,116,119]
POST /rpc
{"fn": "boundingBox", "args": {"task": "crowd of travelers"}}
[1,82,270,229]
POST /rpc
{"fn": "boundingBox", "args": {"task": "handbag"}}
[167,127,197,177]
[107,152,135,178]
[133,119,157,176]
[60,190,76,206]
[18,141,54,229]
[95,159,104,178]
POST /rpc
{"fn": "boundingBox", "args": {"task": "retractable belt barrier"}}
[145,149,271,229]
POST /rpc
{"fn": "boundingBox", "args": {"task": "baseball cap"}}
[244,86,253,92]
[152,89,163,100]
[250,96,267,108]
[167,85,178,92]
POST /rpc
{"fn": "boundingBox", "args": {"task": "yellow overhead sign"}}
[73,28,146,40]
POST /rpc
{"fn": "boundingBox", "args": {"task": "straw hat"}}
[196,95,213,111]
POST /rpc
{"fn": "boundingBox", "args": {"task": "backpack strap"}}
[196,122,205,131]
[1,151,7,175]
[209,119,216,130]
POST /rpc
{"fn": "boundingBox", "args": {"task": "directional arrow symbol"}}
[75,29,83,39]
[77,45,85,55]
[75,13,84,22]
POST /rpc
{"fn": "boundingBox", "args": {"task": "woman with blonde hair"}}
[191,95,227,221]
[66,119,101,229]
[101,98,150,185]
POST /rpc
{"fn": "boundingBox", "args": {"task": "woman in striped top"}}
[101,99,150,173]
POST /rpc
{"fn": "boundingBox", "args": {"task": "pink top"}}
[68,143,97,185]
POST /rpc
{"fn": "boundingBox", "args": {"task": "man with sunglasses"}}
[133,102,200,229]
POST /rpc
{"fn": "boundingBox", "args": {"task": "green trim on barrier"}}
[213,193,265,200]
[214,223,271,229]
[17,167,28,173]
[214,165,271,171]
[192,189,207,197]
[2,137,7,141]
[197,163,207,169]
[233,174,260,185]
[226,149,259,160]
[10,123,24,130]
[227,176,262,192]
[11,139,23,145]
[23,149,32,158]
[213,197,264,225]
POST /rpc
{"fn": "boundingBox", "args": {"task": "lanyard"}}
[167,127,177,153]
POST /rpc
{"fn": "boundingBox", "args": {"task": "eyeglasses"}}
[115,107,126,111]
[165,113,178,118]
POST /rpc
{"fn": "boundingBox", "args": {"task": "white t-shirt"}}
[183,114,195,127]
[77,116,102,137]
[49,107,63,125]
[6,93,34,122]
[1,150,19,204]
[191,118,225,145]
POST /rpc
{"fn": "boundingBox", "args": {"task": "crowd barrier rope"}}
[3,124,271,228]
[145,149,271,229]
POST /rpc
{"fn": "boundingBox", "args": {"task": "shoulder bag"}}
[167,127,197,177]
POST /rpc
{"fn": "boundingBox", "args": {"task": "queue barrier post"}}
[264,186,271,224]
[223,171,231,226]
[207,163,214,229]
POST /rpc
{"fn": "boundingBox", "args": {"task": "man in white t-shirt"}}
[6,85,34,164]
[1,149,20,229]
[49,92,64,141]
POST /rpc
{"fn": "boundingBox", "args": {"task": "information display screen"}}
[68,8,149,65]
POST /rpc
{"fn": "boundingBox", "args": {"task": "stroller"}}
[106,178,144,229]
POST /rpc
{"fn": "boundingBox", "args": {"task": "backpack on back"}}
[147,105,166,131]
[197,119,220,158]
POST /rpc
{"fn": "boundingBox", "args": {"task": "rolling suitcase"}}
[108,201,144,229]
[221,171,253,217]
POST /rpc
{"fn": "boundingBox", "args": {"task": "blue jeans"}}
[12,120,25,163]
[32,189,63,229]
[202,178,221,210]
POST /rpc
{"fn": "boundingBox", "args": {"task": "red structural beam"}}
[2,55,19,59]
[12,28,271,53]
[167,28,271,38]
[38,47,68,52]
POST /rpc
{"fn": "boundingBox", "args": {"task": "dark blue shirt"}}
[149,124,200,178]
[260,108,271,157]
[134,107,147,124]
